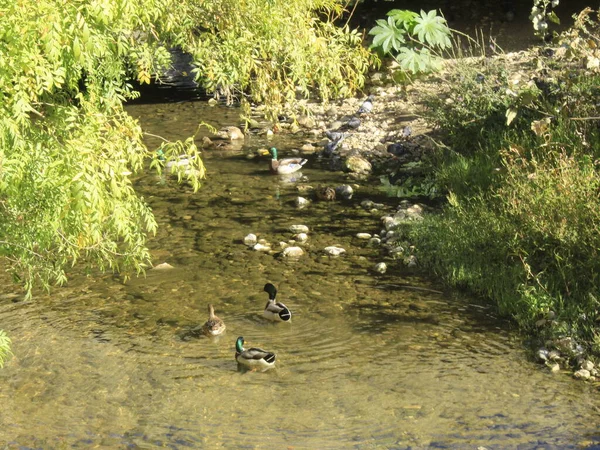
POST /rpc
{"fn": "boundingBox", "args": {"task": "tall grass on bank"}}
[411,9,600,352]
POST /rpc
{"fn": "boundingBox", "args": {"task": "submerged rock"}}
[335,185,354,200]
[282,246,305,258]
[243,233,258,246]
[374,262,387,274]
[253,243,271,252]
[152,262,174,270]
[289,224,309,234]
[295,233,308,243]
[324,246,346,256]
[295,197,310,209]
[356,233,372,240]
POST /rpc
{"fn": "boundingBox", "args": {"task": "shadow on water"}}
[1,100,600,449]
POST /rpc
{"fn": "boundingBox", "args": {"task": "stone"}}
[243,233,258,246]
[374,262,387,274]
[297,115,316,129]
[253,243,271,252]
[329,120,344,130]
[289,224,309,234]
[217,126,244,140]
[574,369,591,380]
[207,98,218,106]
[201,136,213,146]
[152,262,174,270]
[335,185,354,200]
[295,233,308,243]
[548,362,560,373]
[537,349,549,362]
[356,233,372,240]
[295,197,310,209]
[301,143,316,153]
[581,360,595,371]
[324,246,346,256]
[548,350,561,361]
[344,155,372,174]
[368,237,381,247]
[282,246,304,257]
[382,216,396,230]
[404,255,418,268]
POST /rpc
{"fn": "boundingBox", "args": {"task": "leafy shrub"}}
[369,9,451,74]
[410,8,600,349]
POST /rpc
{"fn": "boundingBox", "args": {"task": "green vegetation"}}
[369,9,451,75]
[193,0,373,119]
[406,8,600,355]
[0,330,11,368]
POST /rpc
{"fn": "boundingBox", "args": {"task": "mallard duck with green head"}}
[268,147,307,175]
[263,283,292,322]
[201,304,226,337]
[235,336,276,370]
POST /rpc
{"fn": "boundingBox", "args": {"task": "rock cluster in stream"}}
[242,226,347,259]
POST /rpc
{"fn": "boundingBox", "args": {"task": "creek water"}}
[1,100,599,449]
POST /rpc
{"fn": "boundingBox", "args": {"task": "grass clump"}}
[410,8,600,356]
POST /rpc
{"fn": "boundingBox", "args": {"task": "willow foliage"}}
[0,0,371,301]
[192,0,373,118]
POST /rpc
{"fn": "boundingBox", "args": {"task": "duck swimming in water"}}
[262,283,292,322]
[268,147,307,175]
[235,336,276,370]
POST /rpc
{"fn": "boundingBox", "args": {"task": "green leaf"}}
[506,107,518,125]
[369,16,406,55]
[412,9,451,49]
[387,9,419,30]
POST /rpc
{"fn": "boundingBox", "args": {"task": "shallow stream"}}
[1,101,599,449]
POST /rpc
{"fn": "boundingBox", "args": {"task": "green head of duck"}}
[269,147,278,160]
[235,336,245,353]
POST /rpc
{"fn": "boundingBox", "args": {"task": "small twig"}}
[0,241,45,259]
[143,132,169,142]
[569,116,600,121]
[343,0,360,29]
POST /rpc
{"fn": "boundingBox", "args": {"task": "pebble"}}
[295,197,310,209]
[289,225,309,233]
[152,262,174,270]
[243,233,258,246]
[404,255,418,267]
[253,243,271,252]
[581,360,595,371]
[356,233,372,240]
[368,237,381,247]
[548,362,560,373]
[574,369,591,380]
[324,246,346,256]
[295,233,308,243]
[282,246,304,257]
[374,262,387,274]
[335,185,354,200]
